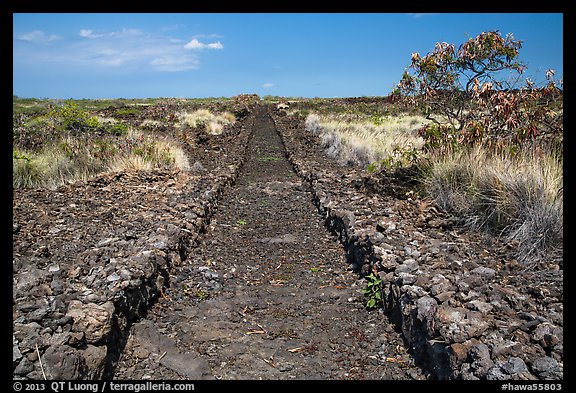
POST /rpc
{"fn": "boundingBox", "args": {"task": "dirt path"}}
[112,106,427,380]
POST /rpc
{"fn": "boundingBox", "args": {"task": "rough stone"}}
[470,267,496,280]
[469,343,494,375]
[532,322,561,350]
[397,272,417,285]
[66,301,114,344]
[531,357,562,379]
[14,357,34,376]
[435,306,490,343]
[485,364,508,380]
[501,357,529,375]
[416,296,438,336]
[14,267,51,293]
[13,336,23,365]
[466,300,494,313]
[160,351,211,379]
[395,259,419,273]
[448,342,471,369]
[82,345,108,379]
[13,322,44,353]
[42,345,87,380]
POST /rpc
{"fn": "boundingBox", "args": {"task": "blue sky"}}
[13,13,563,99]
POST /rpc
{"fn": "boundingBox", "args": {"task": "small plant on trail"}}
[362,273,383,310]
[193,288,209,300]
[183,282,209,300]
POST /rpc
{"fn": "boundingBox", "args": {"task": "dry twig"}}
[36,343,47,380]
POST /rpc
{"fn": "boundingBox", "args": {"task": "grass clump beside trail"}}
[304,112,427,168]
[422,145,563,265]
[13,100,189,189]
[13,129,190,189]
[176,109,236,135]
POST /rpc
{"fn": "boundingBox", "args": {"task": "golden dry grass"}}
[13,128,190,188]
[423,145,563,263]
[305,113,427,167]
[176,109,236,135]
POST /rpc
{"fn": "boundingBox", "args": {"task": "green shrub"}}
[49,100,101,133]
[104,122,129,136]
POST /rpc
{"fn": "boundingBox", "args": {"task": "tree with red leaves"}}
[396,31,562,151]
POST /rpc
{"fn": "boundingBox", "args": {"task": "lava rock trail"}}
[113,106,427,380]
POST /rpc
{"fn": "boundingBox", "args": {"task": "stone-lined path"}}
[112,106,426,380]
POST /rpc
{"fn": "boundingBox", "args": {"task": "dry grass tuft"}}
[176,109,235,135]
[13,128,189,188]
[423,145,563,264]
[305,113,426,167]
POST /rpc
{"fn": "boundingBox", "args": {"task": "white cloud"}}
[184,38,224,50]
[406,13,439,18]
[150,55,200,72]
[184,38,204,49]
[16,30,59,43]
[114,28,143,37]
[206,41,224,50]
[14,27,218,73]
[79,29,95,38]
[262,83,275,88]
[99,57,125,67]
[79,28,142,40]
